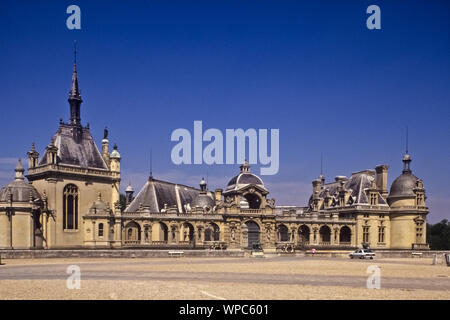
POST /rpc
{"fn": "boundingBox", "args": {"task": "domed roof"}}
[388,152,420,198]
[110,144,121,159]
[191,178,215,208]
[125,184,134,192]
[88,193,111,215]
[389,172,418,198]
[225,161,264,191]
[0,159,41,203]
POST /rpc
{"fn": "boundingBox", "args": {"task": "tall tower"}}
[387,138,429,249]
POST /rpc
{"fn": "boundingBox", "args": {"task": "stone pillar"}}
[140,227,145,244]
[42,212,48,249]
[291,227,296,243]
[311,226,317,245]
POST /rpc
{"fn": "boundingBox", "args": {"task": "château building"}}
[0,60,429,251]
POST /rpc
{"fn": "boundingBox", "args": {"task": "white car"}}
[349,249,375,259]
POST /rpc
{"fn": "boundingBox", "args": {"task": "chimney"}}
[312,179,321,194]
[215,189,223,202]
[375,164,389,198]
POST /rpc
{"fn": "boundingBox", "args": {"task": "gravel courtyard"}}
[0,256,448,300]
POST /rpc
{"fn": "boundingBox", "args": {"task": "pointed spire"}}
[149,148,153,180]
[402,127,412,173]
[68,41,82,126]
[406,126,409,154]
[15,159,25,180]
[69,41,81,99]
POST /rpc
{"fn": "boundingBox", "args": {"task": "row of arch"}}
[123,219,353,248]
[283,224,352,243]
[123,221,221,244]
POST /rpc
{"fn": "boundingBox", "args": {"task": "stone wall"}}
[0,249,245,259]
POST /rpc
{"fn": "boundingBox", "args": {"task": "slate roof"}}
[388,171,419,198]
[125,178,203,213]
[39,124,108,170]
[308,170,388,209]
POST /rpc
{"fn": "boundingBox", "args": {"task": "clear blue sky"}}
[0,1,448,222]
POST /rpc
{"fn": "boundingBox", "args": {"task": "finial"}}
[402,127,412,174]
[74,40,77,65]
[149,148,153,179]
[406,126,409,154]
[320,152,323,176]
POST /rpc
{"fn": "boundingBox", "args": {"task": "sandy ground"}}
[0,256,448,300]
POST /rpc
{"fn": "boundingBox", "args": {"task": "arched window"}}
[205,223,220,241]
[278,224,289,242]
[63,184,78,230]
[319,225,331,243]
[98,223,104,237]
[339,226,351,243]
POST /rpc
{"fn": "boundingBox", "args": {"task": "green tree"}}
[119,193,127,212]
[427,219,450,250]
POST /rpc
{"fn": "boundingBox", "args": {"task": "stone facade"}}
[0,61,430,251]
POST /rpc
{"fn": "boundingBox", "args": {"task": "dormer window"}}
[370,193,378,205]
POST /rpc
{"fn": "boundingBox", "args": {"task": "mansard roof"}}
[124,177,203,213]
[308,170,388,209]
[39,124,108,170]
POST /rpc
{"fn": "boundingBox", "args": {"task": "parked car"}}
[349,249,375,259]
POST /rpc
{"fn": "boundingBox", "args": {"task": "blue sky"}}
[0,1,449,222]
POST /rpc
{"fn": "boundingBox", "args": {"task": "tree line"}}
[427,219,450,250]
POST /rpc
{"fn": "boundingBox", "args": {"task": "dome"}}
[225,161,264,191]
[110,144,121,159]
[0,159,41,203]
[190,178,215,208]
[88,193,110,214]
[388,152,420,199]
[389,172,418,198]
[125,184,134,192]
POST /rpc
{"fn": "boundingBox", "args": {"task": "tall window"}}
[416,222,423,242]
[378,226,385,243]
[63,184,78,230]
[98,223,104,237]
[416,193,424,206]
[363,226,370,243]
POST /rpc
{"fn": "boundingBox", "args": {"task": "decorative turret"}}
[125,183,134,205]
[200,177,207,192]
[102,127,110,167]
[109,144,121,209]
[190,177,215,211]
[27,143,39,169]
[45,139,58,165]
[240,160,250,173]
[15,159,25,180]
